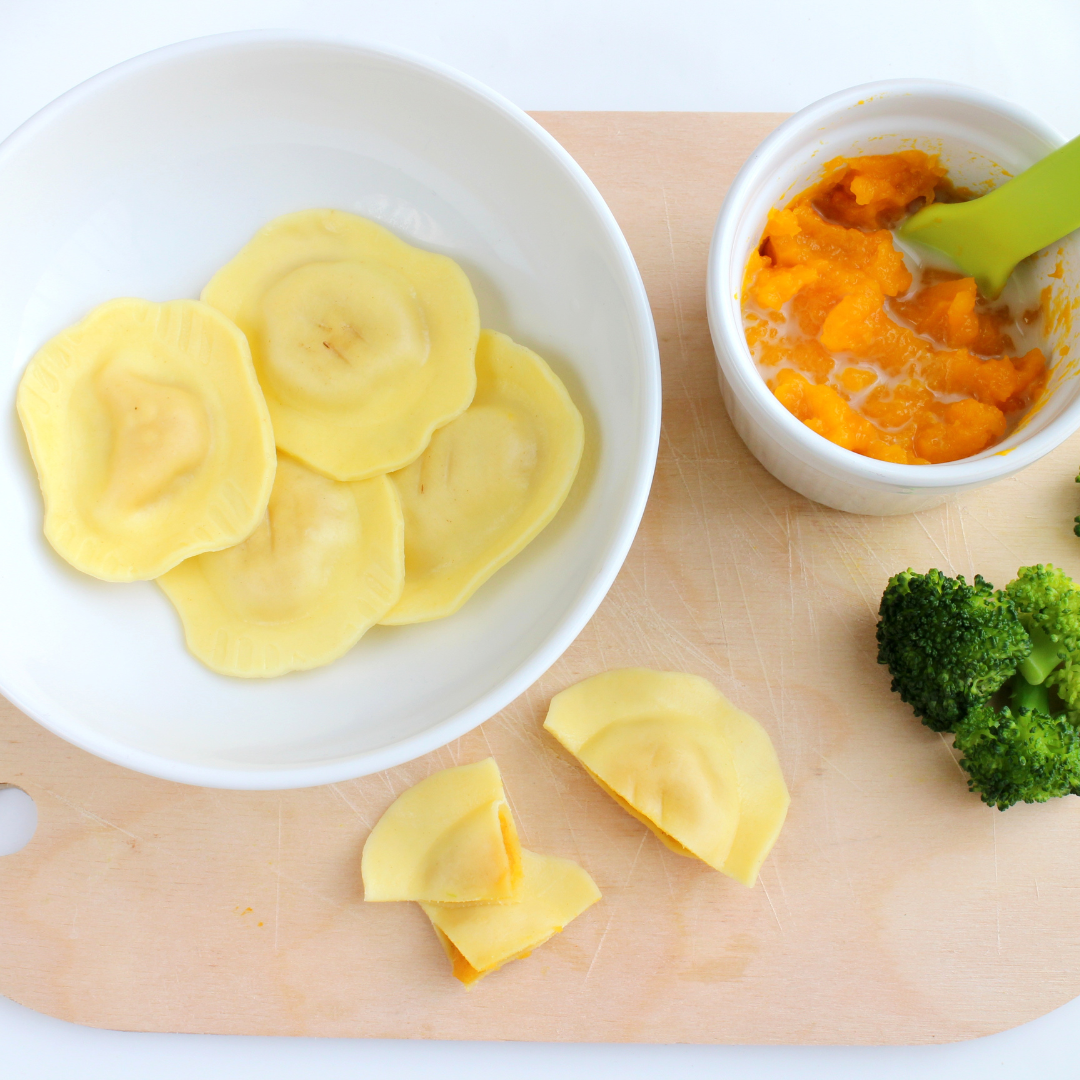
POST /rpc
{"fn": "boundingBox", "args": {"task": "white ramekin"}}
[707,80,1080,516]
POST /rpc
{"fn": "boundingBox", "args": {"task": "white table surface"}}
[3,1,1080,1075]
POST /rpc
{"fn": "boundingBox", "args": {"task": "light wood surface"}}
[4,112,1080,1044]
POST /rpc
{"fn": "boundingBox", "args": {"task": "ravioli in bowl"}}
[201,209,480,482]
[17,297,276,582]
[0,36,659,788]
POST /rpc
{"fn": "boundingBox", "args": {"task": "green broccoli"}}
[953,686,1080,810]
[1048,655,1080,713]
[876,568,1031,733]
[878,564,1080,810]
[1004,564,1080,684]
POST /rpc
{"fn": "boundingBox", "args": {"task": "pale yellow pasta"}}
[157,453,403,678]
[361,758,522,904]
[422,848,600,986]
[382,329,583,624]
[201,209,479,480]
[544,669,789,887]
[17,297,275,582]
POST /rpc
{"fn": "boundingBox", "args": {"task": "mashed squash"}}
[743,152,1047,465]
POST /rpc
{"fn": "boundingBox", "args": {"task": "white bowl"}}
[0,33,660,788]
[707,79,1080,516]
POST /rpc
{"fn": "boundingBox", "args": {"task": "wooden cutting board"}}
[4,112,1080,1045]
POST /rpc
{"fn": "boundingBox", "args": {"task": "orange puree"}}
[743,152,1047,465]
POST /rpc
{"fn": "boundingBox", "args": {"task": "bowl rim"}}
[0,30,662,789]
[707,77,1075,489]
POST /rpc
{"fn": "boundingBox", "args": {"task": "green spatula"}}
[896,134,1080,299]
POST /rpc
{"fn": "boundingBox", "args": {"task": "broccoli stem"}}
[1011,675,1051,716]
[1017,623,1064,686]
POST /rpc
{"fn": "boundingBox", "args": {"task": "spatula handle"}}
[973,133,1080,265]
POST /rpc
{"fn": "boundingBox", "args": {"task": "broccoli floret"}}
[953,695,1080,810]
[876,569,1031,732]
[1048,655,1080,712]
[1004,565,1080,685]
[878,565,1080,810]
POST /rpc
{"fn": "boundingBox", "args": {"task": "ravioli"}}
[544,669,789,886]
[381,329,584,624]
[17,297,275,582]
[421,848,600,986]
[362,758,523,904]
[157,453,403,678]
[201,209,479,480]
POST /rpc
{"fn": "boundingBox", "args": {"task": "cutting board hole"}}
[0,786,37,855]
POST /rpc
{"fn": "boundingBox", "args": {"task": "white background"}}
[3,0,1080,1076]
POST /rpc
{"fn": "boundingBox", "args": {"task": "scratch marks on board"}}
[759,878,784,934]
[945,500,975,578]
[992,812,1001,955]
[730,555,782,721]
[600,564,731,680]
[328,783,373,829]
[913,511,953,569]
[274,799,282,953]
[938,732,967,778]
[582,904,618,987]
[41,788,145,846]
[805,505,882,620]
[818,753,870,796]
[956,502,1026,563]
[623,831,649,887]
[658,178,688,368]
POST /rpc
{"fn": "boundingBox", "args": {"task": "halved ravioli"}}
[156,453,403,677]
[421,848,600,987]
[361,758,522,904]
[381,329,584,624]
[544,669,789,886]
[201,209,479,480]
[17,297,275,581]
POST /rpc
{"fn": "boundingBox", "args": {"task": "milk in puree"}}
[742,152,1047,465]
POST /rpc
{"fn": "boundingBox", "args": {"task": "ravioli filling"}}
[544,669,789,887]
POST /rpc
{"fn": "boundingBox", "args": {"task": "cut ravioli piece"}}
[157,453,403,677]
[422,848,600,986]
[544,669,789,886]
[381,329,584,624]
[17,297,275,581]
[201,209,479,480]
[362,758,522,904]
